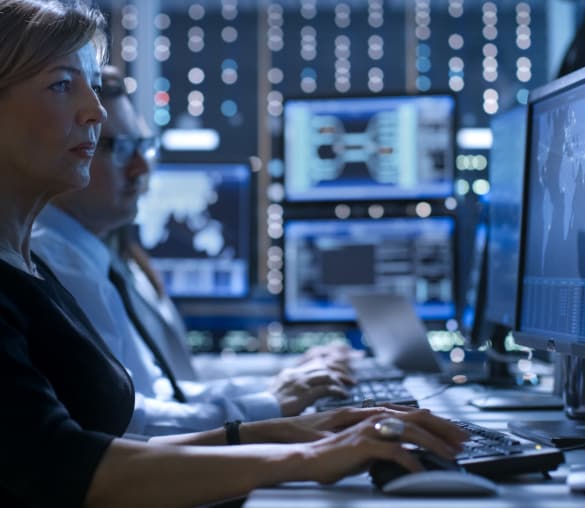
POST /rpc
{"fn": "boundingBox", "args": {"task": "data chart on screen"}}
[283,217,455,322]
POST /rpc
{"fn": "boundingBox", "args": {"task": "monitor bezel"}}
[459,201,489,348]
[136,160,254,301]
[281,91,457,204]
[515,66,585,356]
[483,105,527,330]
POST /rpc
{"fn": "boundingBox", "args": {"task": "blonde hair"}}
[0,0,107,92]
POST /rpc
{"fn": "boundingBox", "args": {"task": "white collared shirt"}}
[32,205,280,435]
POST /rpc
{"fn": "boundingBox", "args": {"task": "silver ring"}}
[374,417,405,441]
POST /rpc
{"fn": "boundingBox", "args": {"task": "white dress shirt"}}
[31,205,280,435]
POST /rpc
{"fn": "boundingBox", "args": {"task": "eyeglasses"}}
[97,136,160,167]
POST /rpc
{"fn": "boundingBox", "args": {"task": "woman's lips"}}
[69,142,96,159]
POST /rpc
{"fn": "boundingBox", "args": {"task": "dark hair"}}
[100,65,128,99]
[558,19,585,78]
[0,0,107,92]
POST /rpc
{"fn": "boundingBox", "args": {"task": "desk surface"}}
[243,376,585,508]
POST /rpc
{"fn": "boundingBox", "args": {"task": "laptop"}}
[314,294,440,411]
[349,293,442,375]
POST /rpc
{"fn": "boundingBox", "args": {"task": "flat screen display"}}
[485,106,527,329]
[283,217,455,322]
[516,68,585,358]
[135,162,250,298]
[284,95,455,202]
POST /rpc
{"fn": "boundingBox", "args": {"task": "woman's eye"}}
[49,80,71,93]
[92,84,103,97]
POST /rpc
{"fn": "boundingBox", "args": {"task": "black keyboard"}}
[314,379,418,411]
[453,420,564,477]
[370,419,564,487]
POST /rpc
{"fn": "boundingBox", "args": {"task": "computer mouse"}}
[567,466,585,493]
[370,448,460,490]
[380,470,499,497]
[369,448,498,496]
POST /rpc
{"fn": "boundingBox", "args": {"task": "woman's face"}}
[0,43,106,196]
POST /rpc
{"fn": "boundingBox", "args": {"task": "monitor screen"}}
[283,217,455,322]
[284,94,455,202]
[135,162,251,298]
[485,106,527,329]
[516,68,585,358]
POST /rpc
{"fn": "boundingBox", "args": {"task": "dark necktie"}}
[108,259,188,403]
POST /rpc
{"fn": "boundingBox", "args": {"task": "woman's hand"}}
[290,410,468,485]
[240,405,440,444]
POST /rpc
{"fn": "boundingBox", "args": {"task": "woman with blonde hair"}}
[0,2,466,507]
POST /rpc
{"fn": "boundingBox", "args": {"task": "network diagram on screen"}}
[284,95,455,202]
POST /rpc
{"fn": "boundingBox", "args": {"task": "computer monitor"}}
[516,69,585,359]
[485,106,527,331]
[460,108,546,391]
[283,216,455,323]
[511,67,585,435]
[135,162,251,298]
[284,94,455,202]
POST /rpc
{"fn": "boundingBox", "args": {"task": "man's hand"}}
[297,342,364,367]
[269,364,355,416]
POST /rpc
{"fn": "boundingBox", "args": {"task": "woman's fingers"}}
[316,406,401,431]
[367,440,424,473]
[312,406,467,453]
[359,412,466,459]
[394,420,459,459]
[402,410,468,450]
[305,412,466,486]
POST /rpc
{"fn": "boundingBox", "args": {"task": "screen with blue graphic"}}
[284,95,455,202]
[485,106,527,329]
[517,69,585,358]
[135,162,250,298]
[283,217,455,322]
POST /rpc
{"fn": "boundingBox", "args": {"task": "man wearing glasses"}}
[31,66,352,437]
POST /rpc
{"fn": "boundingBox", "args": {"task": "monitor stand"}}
[466,324,563,406]
[508,354,585,449]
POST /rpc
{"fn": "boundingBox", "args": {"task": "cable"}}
[416,383,454,402]
[485,347,532,364]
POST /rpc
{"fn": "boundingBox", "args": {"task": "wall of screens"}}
[95,0,559,349]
